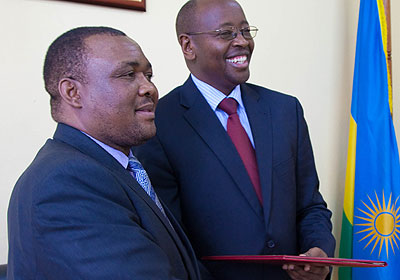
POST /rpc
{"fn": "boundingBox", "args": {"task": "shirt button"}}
[267,240,275,248]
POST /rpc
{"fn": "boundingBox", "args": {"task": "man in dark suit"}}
[134,1,336,279]
[7,26,201,280]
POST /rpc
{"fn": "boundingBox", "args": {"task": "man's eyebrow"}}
[123,61,139,68]
[121,61,152,70]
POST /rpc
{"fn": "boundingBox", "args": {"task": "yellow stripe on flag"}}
[343,116,357,225]
[377,0,393,115]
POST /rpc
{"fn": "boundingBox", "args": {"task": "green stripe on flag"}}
[339,211,353,280]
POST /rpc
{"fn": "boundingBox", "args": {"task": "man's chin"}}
[131,126,156,146]
[228,71,250,86]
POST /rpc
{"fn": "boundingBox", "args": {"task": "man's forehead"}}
[83,35,152,74]
[197,0,241,13]
[85,34,134,49]
[196,0,245,26]
[85,34,138,57]
[84,34,149,64]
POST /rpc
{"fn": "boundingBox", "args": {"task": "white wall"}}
[1,1,399,279]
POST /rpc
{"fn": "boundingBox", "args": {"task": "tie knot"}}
[127,156,143,172]
[218,98,238,116]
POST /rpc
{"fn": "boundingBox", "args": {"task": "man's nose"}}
[138,74,158,99]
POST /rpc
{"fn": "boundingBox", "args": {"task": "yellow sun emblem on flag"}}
[355,191,400,258]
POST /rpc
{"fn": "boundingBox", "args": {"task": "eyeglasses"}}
[186,26,258,41]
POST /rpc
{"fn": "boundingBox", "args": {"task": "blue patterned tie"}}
[127,156,166,216]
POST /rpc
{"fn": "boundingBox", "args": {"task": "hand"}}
[282,247,330,280]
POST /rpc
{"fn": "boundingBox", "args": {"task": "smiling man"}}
[134,1,336,280]
[7,27,201,280]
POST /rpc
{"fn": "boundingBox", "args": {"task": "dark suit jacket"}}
[135,78,335,280]
[7,123,201,280]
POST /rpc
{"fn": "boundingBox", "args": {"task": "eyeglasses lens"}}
[219,27,257,40]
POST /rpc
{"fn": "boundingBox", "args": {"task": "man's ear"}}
[179,34,196,61]
[58,78,83,108]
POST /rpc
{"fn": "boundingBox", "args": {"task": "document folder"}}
[202,255,387,267]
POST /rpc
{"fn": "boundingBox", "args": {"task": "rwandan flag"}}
[339,0,400,279]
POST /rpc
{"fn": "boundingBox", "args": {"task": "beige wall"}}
[1,0,399,279]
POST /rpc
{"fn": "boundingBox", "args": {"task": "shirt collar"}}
[81,132,131,169]
[191,74,244,111]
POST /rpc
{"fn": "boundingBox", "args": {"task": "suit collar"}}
[179,77,201,109]
[191,74,244,112]
[82,131,130,168]
[53,123,124,174]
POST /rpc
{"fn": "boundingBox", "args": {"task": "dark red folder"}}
[202,255,387,267]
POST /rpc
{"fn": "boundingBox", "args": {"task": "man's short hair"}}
[43,26,126,120]
[176,0,198,38]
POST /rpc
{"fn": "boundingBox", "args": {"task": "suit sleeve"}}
[31,159,182,280]
[294,99,336,257]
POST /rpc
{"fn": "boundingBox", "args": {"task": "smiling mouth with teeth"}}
[226,55,247,64]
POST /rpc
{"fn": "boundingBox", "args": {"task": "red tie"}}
[218,98,263,204]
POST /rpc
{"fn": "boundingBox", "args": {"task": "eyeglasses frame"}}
[185,26,258,41]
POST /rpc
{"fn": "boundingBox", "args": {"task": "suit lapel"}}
[180,78,263,219]
[53,124,197,273]
[164,205,201,279]
[241,84,273,230]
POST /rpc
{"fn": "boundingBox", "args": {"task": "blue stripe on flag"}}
[350,0,400,279]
